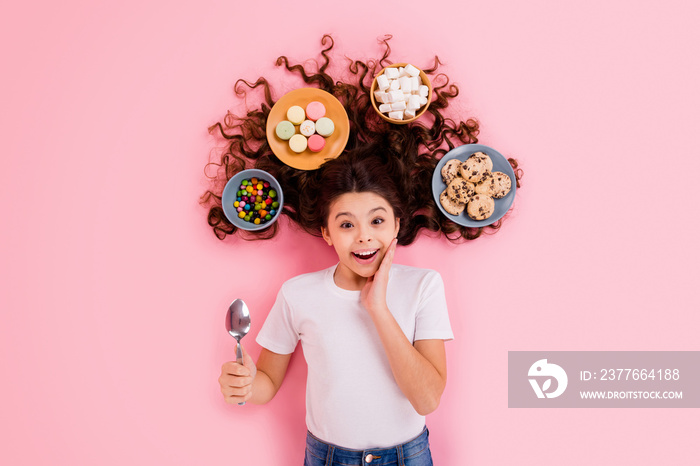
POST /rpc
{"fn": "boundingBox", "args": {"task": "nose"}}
[356,224,372,243]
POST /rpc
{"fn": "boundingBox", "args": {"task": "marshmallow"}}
[398,67,409,78]
[420,96,428,106]
[385,67,399,79]
[400,76,412,93]
[411,76,420,92]
[404,109,416,119]
[405,64,420,77]
[388,90,404,103]
[419,85,429,97]
[391,100,407,111]
[388,111,404,120]
[378,103,392,113]
[376,74,390,91]
[407,95,421,111]
[389,79,400,91]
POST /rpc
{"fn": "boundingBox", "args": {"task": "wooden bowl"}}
[370,63,433,125]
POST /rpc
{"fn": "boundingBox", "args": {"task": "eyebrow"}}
[334,206,388,220]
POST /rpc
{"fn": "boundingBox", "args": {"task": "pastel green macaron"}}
[275,120,295,140]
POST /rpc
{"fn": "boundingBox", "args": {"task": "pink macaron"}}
[305,101,326,121]
[307,134,326,152]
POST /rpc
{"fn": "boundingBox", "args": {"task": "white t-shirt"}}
[256,263,453,449]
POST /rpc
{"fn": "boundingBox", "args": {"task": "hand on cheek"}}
[360,238,397,314]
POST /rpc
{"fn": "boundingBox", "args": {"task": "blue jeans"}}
[304,426,433,466]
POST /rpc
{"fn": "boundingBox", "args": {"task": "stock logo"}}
[528,359,568,399]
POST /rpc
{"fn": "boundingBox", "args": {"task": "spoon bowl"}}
[226,298,251,405]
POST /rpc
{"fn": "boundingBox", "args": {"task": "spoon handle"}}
[236,340,245,406]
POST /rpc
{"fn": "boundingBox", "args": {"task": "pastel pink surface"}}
[307,133,326,152]
[2,1,700,466]
[305,101,326,121]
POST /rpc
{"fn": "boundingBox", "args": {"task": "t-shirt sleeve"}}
[255,285,299,354]
[414,270,454,341]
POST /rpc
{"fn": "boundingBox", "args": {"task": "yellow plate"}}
[266,88,350,170]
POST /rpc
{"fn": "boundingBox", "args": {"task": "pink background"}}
[2,1,699,464]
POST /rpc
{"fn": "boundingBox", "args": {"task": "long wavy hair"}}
[201,34,523,245]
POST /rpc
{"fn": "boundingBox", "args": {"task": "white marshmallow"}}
[405,64,420,77]
[376,74,390,91]
[389,79,400,91]
[388,90,404,102]
[388,111,404,120]
[407,95,421,110]
[378,103,392,113]
[411,76,420,92]
[419,85,429,97]
[385,67,399,79]
[400,76,412,93]
[391,100,407,111]
[377,92,391,104]
[419,96,428,106]
[404,109,416,119]
[398,67,407,77]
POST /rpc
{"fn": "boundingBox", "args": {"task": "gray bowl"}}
[221,169,284,231]
[432,144,516,227]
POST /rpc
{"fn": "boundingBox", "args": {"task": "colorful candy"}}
[234,177,280,226]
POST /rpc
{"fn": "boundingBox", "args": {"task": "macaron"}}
[289,134,308,153]
[307,134,325,153]
[305,101,326,121]
[275,120,295,140]
[286,106,305,125]
[299,120,316,137]
[315,117,335,137]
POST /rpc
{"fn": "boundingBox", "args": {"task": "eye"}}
[340,222,353,229]
[372,217,384,225]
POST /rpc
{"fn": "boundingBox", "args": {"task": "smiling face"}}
[321,191,400,290]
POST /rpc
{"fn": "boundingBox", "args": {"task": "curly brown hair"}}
[201,34,523,245]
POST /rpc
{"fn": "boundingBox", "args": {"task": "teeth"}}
[355,250,377,257]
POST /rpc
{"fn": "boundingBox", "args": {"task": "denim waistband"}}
[305,426,429,465]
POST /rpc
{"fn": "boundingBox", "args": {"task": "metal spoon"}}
[226,298,251,405]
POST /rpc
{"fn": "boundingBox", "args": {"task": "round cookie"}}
[460,153,491,182]
[447,178,475,205]
[441,159,462,185]
[490,171,512,199]
[466,194,495,221]
[474,172,495,196]
[472,151,493,172]
[440,189,465,216]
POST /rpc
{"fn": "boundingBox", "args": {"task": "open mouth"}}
[352,249,379,260]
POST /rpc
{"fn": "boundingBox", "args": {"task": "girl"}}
[219,150,452,465]
[206,35,522,465]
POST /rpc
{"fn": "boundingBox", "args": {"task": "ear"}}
[321,226,333,246]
